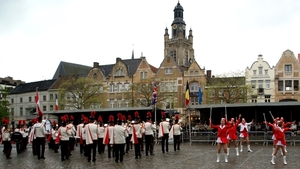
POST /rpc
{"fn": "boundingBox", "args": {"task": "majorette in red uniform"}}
[226,114,241,156]
[238,118,254,153]
[210,117,232,163]
[266,119,289,165]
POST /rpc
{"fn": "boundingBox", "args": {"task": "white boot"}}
[283,156,287,165]
[216,153,220,163]
[272,148,275,156]
[227,148,230,155]
[240,145,243,152]
[271,155,276,165]
[247,145,252,152]
[225,154,228,163]
[236,147,239,156]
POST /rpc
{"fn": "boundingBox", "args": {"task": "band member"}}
[125,115,133,152]
[2,118,12,159]
[238,118,254,153]
[210,117,231,163]
[82,117,89,157]
[266,119,290,165]
[67,115,76,156]
[14,120,24,154]
[144,112,155,155]
[97,115,105,154]
[103,115,115,158]
[44,117,52,149]
[131,111,143,159]
[169,114,182,152]
[111,113,127,163]
[51,120,59,153]
[84,111,98,162]
[56,116,71,161]
[21,120,29,151]
[33,113,46,160]
[227,114,241,156]
[77,114,85,154]
[28,118,37,155]
[158,111,170,153]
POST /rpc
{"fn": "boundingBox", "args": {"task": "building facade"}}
[274,50,300,101]
[246,54,275,103]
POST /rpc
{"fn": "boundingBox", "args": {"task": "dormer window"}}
[115,68,124,76]
[140,71,147,79]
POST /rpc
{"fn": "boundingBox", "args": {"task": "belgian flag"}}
[185,81,190,106]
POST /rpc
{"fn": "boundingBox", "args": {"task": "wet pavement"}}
[1,142,299,169]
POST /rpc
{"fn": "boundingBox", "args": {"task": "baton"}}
[263,113,266,123]
[225,105,227,120]
[210,107,212,120]
[269,111,274,120]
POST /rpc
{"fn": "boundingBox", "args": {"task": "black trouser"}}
[83,140,88,156]
[161,133,169,153]
[114,144,125,162]
[36,137,45,159]
[32,139,36,155]
[3,141,12,159]
[126,134,132,151]
[134,138,142,158]
[174,135,180,151]
[97,138,104,154]
[87,140,98,161]
[108,139,114,158]
[60,140,69,161]
[22,137,28,150]
[145,135,153,155]
[16,142,22,154]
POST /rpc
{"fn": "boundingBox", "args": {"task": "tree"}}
[0,86,12,121]
[206,71,253,104]
[124,77,169,107]
[58,76,103,110]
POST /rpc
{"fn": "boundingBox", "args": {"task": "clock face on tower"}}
[172,24,177,29]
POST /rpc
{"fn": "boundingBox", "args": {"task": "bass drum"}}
[11,132,23,143]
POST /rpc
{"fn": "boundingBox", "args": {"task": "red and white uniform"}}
[227,119,240,140]
[238,122,251,138]
[210,122,231,144]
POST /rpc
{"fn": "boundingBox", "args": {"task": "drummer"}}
[13,120,24,154]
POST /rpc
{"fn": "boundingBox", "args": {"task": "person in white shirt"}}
[2,118,12,159]
[132,111,143,159]
[77,115,85,154]
[169,115,182,151]
[103,115,115,158]
[33,116,46,160]
[158,112,170,153]
[84,111,98,162]
[51,120,59,153]
[238,118,254,153]
[125,115,133,153]
[144,112,156,156]
[57,116,72,161]
[97,116,105,154]
[111,113,127,163]
[67,115,77,156]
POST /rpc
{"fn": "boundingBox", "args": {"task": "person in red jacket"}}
[265,119,289,165]
[210,117,232,163]
[227,114,241,156]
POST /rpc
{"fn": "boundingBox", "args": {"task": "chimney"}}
[298,54,300,62]
[116,57,121,63]
[206,70,211,78]
[93,62,99,68]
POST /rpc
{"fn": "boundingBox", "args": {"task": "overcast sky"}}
[1,0,300,83]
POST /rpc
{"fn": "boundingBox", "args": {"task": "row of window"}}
[251,80,271,89]
[208,89,244,97]
[10,94,57,104]
[278,80,299,91]
[252,64,292,76]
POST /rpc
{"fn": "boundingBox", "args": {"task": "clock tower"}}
[164,2,194,67]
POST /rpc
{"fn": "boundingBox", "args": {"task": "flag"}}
[198,85,202,104]
[152,82,157,105]
[35,88,43,117]
[185,81,190,106]
[55,94,59,110]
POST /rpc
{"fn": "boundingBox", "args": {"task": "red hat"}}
[134,111,140,120]
[127,115,132,121]
[146,111,152,119]
[61,116,67,123]
[70,115,74,121]
[90,111,96,120]
[81,114,85,121]
[175,114,179,121]
[52,120,57,126]
[2,118,9,125]
[84,117,89,124]
[117,113,123,121]
[122,115,126,122]
[108,115,114,123]
[161,111,166,119]
[98,116,103,123]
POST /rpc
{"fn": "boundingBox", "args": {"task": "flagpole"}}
[188,107,191,145]
[155,103,157,144]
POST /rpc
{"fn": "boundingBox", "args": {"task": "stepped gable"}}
[10,79,56,94]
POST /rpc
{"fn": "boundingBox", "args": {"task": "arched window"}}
[115,68,124,76]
